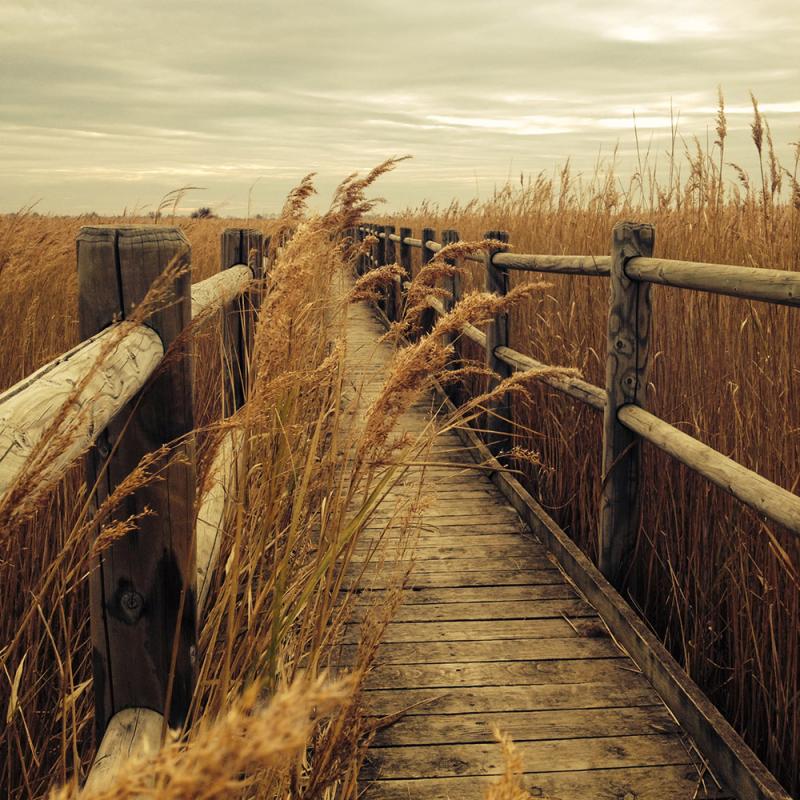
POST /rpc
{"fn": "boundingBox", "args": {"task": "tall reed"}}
[0,164,441,797]
[382,96,800,793]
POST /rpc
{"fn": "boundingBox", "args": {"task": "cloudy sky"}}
[1,0,798,215]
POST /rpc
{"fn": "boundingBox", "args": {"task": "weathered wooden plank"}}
[342,569,563,590]
[361,733,692,780]
[359,764,710,800]
[349,543,546,563]
[337,636,618,667]
[79,225,196,734]
[363,677,660,717]
[347,598,594,623]
[433,369,791,799]
[342,618,591,645]
[355,535,541,551]
[371,705,677,746]
[346,554,553,572]
[361,521,530,535]
[364,658,632,691]
[599,221,654,585]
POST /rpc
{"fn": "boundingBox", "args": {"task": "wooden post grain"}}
[77,226,197,735]
[220,228,264,414]
[398,227,412,322]
[441,229,460,401]
[599,221,655,586]
[485,230,511,458]
[420,227,437,336]
[375,225,387,315]
[383,225,396,320]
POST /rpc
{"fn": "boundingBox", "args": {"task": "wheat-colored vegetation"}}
[2,92,798,798]
[0,163,495,798]
[380,94,800,794]
[0,158,543,798]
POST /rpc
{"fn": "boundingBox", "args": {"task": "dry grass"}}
[0,162,453,798]
[379,95,800,794]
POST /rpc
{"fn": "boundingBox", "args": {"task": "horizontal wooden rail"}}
[619,405,800,535]
[191,264,252,318]
[0,265,254,502]
[82,708,162,793]
[494,346,608,411]
[626,256,800,306]
[493,252,611,275]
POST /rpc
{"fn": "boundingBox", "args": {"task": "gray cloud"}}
[1,0,798,214]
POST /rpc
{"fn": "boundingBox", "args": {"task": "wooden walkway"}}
[341,300,713,799]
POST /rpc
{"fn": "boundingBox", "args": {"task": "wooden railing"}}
[0,225,268,790]
[354,221,800,582]
[353,220,797,800]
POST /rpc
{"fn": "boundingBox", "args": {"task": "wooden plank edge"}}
[365,299,789,800]
[431,381,790,800]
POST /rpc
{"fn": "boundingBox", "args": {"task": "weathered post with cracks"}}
[441,229,460,402]
[398,227,412,323]
[383,225,396,321]
[599,221,655,586]
[221,228,265,414]
[78,226,197,736]
[420,227,437,337]
[485,230,511,459]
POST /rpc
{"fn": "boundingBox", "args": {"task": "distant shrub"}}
[191,207,215,219]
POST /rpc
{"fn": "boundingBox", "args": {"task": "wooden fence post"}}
[77,225,197,735]
[420,227,437,336]
[398,227,412,323]
[599,221,655,586]
[441,229,460,401]
[485,230,511,458]
[220,228,264,414]
[356,227,364,275]
[375,226,387,315]
[383,225,396,320]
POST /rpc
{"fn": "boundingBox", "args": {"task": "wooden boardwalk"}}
[342,300,713,800]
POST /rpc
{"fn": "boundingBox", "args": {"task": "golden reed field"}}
[0,99,798,797]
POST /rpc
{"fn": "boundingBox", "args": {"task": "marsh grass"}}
[0,161,485,798]
[380,95,800,793]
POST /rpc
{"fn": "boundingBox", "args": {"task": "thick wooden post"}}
[398,227,412,322]
[599,222,655,586]
[420,227,437,336]
[383,225,396,320]
[485,230,511,458]
[441,229,460,401]
[220,228,264,414]
[77,226,196,735]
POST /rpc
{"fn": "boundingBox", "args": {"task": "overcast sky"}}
[1,0,798,215]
